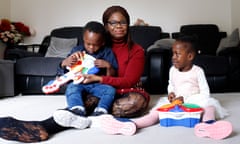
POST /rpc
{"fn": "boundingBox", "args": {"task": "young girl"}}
[100,35,233,140]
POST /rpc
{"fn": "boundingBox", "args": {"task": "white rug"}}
[0,93,239,144]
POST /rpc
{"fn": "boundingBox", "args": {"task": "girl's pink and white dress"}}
[152,65,228,119]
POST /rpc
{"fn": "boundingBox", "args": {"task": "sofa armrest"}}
[219,31,227,39]
[145,47,171,94]
[160,32,170,39]
[15,57,65,94]
[5,44,44,60]
[171,32,180,39]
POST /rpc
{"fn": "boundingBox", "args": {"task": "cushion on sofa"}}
[216,28,240,55]
[148,38,175,51]
[45,37,78,58]
[130,26,163,51]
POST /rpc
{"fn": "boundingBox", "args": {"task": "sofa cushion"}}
[179,24,222,55]
[45,37,78,58]
[130,26,163,51]
[193,55,229,75]
[148,38,175,51]
[16,57,64,76]
[216,28,239,55]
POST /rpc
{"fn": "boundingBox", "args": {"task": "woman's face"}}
[105,12,128,41]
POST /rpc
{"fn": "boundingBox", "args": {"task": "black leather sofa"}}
[148,24,240,94]
[7,24,240,95]
[7,26,170,95]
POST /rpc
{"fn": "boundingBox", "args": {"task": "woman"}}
[0,6,149,143]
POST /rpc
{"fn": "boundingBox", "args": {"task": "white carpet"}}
[0,93,239,144]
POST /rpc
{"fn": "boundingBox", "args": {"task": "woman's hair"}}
[83,21,106,41]
[102,5,133,49]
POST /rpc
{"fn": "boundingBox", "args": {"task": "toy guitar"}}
[42,54,99,94]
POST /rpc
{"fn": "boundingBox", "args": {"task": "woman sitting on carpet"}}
[0,5,149,143]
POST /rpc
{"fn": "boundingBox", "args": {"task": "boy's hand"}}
[168,92,176,103]
[61,51,85,68]
[82,74,102,83]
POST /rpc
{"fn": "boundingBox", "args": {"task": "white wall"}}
[9,0,232,44]
[0,0,10,19]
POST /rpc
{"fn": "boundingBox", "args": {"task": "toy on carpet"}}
[42,54,99,94]
[157,99,203,128]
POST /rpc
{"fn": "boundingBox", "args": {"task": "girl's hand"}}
[82,74,102,84]
[168,92,176,103]
[173,96,184,104]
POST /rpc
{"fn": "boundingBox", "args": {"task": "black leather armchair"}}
[148,24,240,93]
[172,24,227,55]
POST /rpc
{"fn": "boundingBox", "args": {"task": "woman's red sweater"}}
[101,42,145,90]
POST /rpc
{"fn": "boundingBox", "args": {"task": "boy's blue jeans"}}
[65,83,115,111]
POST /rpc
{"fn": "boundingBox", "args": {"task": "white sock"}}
[71,106,85,111]
[94,107,108,114]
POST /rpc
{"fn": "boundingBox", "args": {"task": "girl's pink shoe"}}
[100,115,136,136]
[194,120,232,140]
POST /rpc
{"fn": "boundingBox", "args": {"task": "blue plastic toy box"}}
[157,103,203,128]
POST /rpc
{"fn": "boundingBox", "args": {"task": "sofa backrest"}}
[130,26,169,52]
[50,26,83,45]
[42,26,169,82]
[172,24,227,55]
[129,26,170,82]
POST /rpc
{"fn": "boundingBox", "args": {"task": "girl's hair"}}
[102,5,133,49]
[176,35,198,55]
[83,21,106,41]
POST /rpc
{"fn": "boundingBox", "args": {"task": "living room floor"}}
[0,93,239,144]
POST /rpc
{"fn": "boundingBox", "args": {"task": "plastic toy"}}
[42,54,99,94]
[157,99,203,128]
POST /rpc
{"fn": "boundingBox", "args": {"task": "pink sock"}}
[202,106,215,122]
[132,110,159,128]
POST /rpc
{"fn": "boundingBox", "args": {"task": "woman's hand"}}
[94,59,111,68]
[82,74,102,84]
[94,59,116,76]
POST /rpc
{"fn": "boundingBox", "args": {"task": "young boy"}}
[53,21,118,129]
[100,35,232,140]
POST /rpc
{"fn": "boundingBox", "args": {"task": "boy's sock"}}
[91,107,108,116]
[70,106,86,116]
[194,120,232,140]
[53,109,90,129]
[0,117,49,143]
[100,114,136,136]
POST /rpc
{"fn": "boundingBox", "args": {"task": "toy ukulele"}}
[42,54,99,94]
